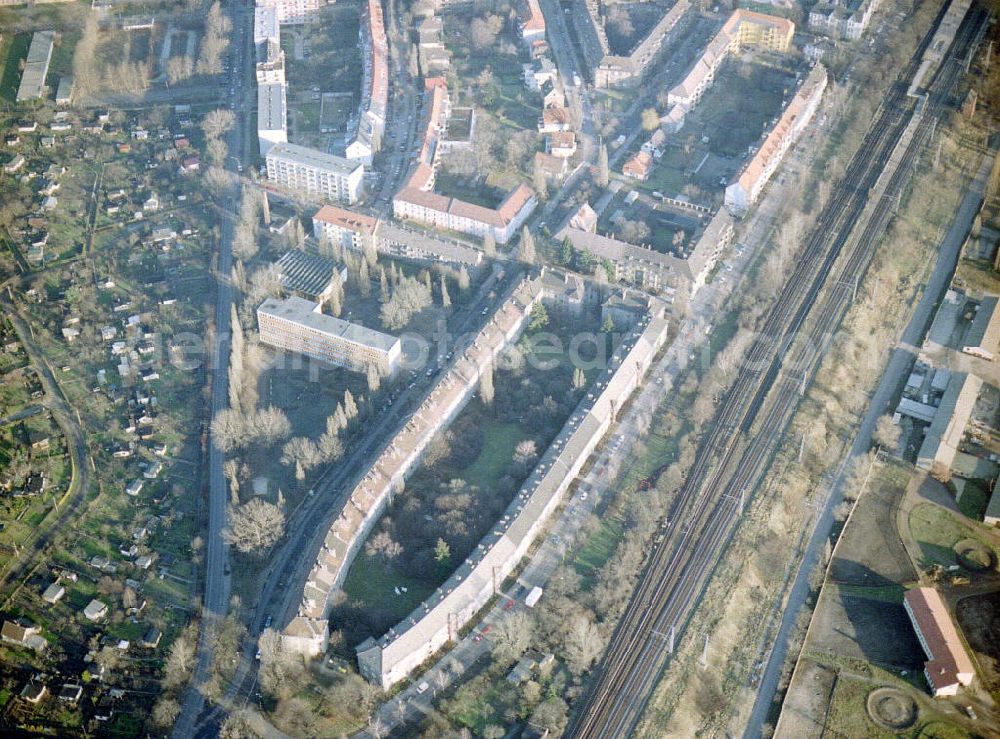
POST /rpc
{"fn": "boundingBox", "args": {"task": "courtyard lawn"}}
[462,422,523,490]
[342,553,437,624]
[908,502,997,569]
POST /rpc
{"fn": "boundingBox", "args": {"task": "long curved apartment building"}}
[357,295,670,688]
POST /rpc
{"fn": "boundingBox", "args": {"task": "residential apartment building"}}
[668,10,794,111]
[556,204,733,301]
[346,0,389,165]
[904,588,976,697]
[266,142,364,204]
[725,65,826,214]
[255,40,286,85]
[257,296,401,375]
[255,0,323,24]
[809,0,883,40]
[254,6,280,45]
[257,82,288,156]
[283,277,547,658]
[356,287,670,688]
[313,205,484,267]
[393,78,537,243]
[518,0,546,44]
[313,205,378,251]
[573,0,690,88]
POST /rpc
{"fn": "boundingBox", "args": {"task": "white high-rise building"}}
[265,142,364,204]
[255,0,323,24]
[257,82,288,157]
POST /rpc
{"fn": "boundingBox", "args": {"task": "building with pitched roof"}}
[904,587,976,696]
[725,65,827,214]
[346,0,389,165]
[916,371,982,482]
[16,31,54,102]
[393,78,537,243]
[622,150,653,181]
[518,0,546,44]
[573,0,690,88]
[355,286,670,688]
[281,276,549,657]
[809,0,883,40]
[961,296,1000,360]
[556,204,733,301]
[668,10,795,111]
[313,206,484,266]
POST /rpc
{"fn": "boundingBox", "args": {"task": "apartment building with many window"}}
[257,82,288,156]
[255,0,323,24]
[257,296,401,375]
[393,78,537,243]
[725,64,826,214]
[266,142,364,204]
[668,10,794,111]
[809,0,883,40]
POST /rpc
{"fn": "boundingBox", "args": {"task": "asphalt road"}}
[742,146,996,739]
[172,1,251,734]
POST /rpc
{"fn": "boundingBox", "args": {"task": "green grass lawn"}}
[956,479,990,520]
[342,552,437,622]
[0,33,29,102]
[573,515,623,584]
[462,422,522,490]
[908,502,997,569]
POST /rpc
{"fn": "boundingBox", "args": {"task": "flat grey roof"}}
[266,142,361,176]
[258,296,398,353]
[258,82,287,132]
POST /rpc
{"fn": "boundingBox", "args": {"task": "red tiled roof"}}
[313,205,377,234]
[905,588,976,694]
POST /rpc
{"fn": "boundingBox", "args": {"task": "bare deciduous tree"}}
[223,498,286,554]
[490,611,533,665]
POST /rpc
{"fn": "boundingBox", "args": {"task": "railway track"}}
[569,6,986,737]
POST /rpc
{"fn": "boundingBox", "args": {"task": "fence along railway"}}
[568,2,986,737]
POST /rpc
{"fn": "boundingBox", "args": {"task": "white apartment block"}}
[255,53,286,85]
[256,0,323,24]
[257,296,401,375]
[254,6,280,45]
[809,0,883,41]
[266,142,364,204]
[257,82,288,157]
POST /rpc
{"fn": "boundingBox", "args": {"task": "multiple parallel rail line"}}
[569,6,986,737]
